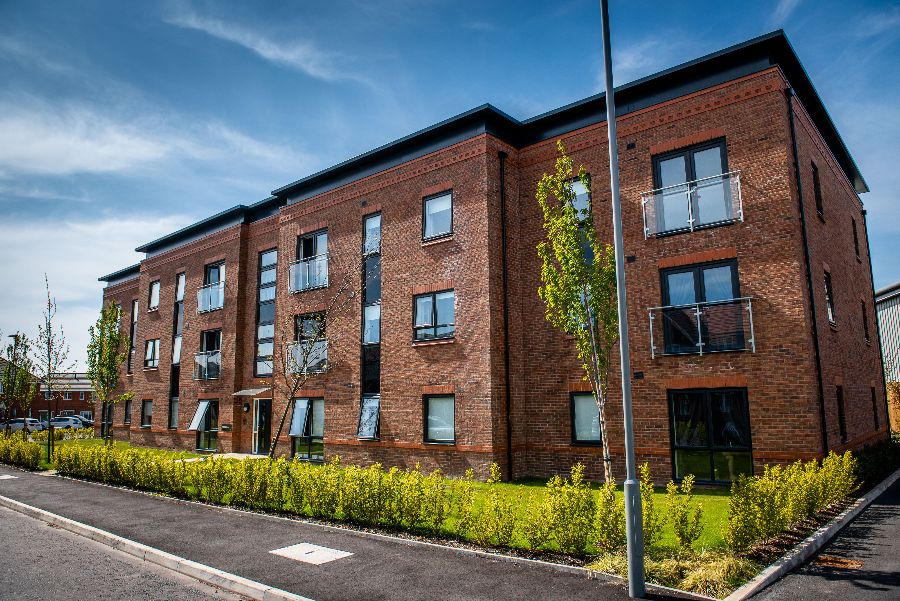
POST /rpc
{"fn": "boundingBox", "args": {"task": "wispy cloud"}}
[607,36,693,87]
[166,7,362,84]
[851,5,900,39]
[462,20,496,32]
[770,0,802,26]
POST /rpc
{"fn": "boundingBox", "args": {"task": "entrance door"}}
[253,398,272,455]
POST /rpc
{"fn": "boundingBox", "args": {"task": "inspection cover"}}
[0,475,18,480]
[270,543,353,565]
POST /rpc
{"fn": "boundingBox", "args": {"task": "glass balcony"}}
[289,254,328,293]
[649,297,756,358]
[641,171,742,238]
[197,282,225,313]
[287,340,328,374]
[193,350,221,381]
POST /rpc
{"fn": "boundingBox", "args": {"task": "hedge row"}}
[0,433,42,470]
[31,427,94,443]
[726,451,857,550]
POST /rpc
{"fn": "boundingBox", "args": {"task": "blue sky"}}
[1,0,898,367]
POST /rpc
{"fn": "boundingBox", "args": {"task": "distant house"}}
[876,281,900,430]
[36,373,96,423]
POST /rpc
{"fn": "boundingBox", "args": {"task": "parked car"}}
[48,416,83,430]
[69,415,94,428]
[2,418,44,433]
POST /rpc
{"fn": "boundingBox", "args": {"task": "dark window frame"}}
[148,280,160,311]
[168,397,179,430]
[871,387,879,430]
[852,217,861,260]
[255,248,278,377]
[123,398,132,425]
[422,190,453,242]
[196,400,219,452]
[824,271,836,325]
[143,339,160,369]
[812,162,824,218]
[570,392,602,446]
[356,394,381,440]
[667,387,753,484]
[836,385,848,443]
[290,398,325,462]
[413,289,456,341]
[140,399,152,428]
[127,299,138,374]
[862,300,870,343]
[423,394,455,444]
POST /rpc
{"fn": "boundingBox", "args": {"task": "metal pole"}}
[599,0,645,597]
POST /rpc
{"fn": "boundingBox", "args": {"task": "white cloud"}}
[771,0,802,26]
[852,6,900,39]
[0,215,191,369]
[607,37,693,87]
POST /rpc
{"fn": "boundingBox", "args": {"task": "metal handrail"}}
[192,350,221,380]
[286,339,328,374]
[288,253,329,293]
[641,170,741,196]
[649,296,755,359]
[197,281,225,313]
[641,170,742,238]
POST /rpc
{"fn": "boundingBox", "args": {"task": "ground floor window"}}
[188,400,219,451]
[289,398,324,461]
[140,400,152,428]
[669,388,752,483]
[357,394,380,439]
[424,395,455,443]
[571,393,601,444]
[168,398,179,430]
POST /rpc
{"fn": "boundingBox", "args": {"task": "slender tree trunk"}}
[584,288,613,483]
[268,402,292,459]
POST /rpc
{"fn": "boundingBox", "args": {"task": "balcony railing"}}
[641,171,743,238]
[193,350,221,380]
[197,281,225,313]
[289,254,328,293]
[649,297,756,359]
[287,340,328,374]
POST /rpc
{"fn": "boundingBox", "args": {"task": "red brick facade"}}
[98,35,887,482]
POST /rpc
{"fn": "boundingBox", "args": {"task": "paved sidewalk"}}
[0,466,694,601]
[758,476,900,601]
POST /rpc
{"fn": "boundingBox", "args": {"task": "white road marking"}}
[270,543,353,565]
[0,475,18,480]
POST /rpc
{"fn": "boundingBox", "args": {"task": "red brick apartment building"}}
[97,31,888,483]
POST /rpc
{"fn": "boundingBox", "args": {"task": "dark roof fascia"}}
[98,263,141,283]
[876,281,900,303]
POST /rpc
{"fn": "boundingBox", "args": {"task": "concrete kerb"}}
[724,466,900,601]
[0,494,314,601]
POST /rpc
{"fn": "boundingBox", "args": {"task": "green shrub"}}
[546,464,595,555]
[470,464,516,546]
[0,433,42,469]
[666,474,703,554]
[520,490,552,549]
[452,469,477,538]
[639,463,664,552]
[594,480,626,553]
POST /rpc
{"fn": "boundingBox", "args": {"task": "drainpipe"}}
[862,209,890,433]
[498,150,514,480]
[786,88,829,454]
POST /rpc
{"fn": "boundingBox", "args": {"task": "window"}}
[189,400,218,451]
[195,330,221,380]
[571,179,591,219]
[148,281,160,311]
[123,398,132,425]
[669,388,752,483]
[571,393,601,444]
[652,140,731,233]
[172,273,185,365]
[199,262,225,313]
[143,339,160,369]
[423,191,452,240]
[659,261,743,354]
[290,398,324,461]
[80,411,92,421]
[292,313,327,373]
[414,290,455,341]
[872,387,879,429]
[363,304,381,344]
[852,218,861,260]
[168,397,179,430]
[862,301,870,343]
[79,392,85,401]
[836,386,848,443]
[291,231,328,292]
[364,213,382,255]
[357,395,380,439]
[140,400,152,428]
[824,271,836,324]
[812,162,824,217]
[361,345,380,394]
[44,391,51,400]
[127,299,138,374]
[424,395,455,443]
[256,249,277,376]
[63,392,72,400]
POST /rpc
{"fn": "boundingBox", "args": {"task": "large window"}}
[148,281,160,311]
[652,140,731,233]
[659,261,742,354]
[194,330,221,380]
[127,299,138,374]
[357,395,380,439]
[414,290,455,341]
[824,271,836,324]
[290,398,324,461]
[669,388,752,483]
[291,230,328,292]
[172,273,185,365]
[188,400,218,451]
[140,400,152,428]
[424,395,455,443]
[168,397,179,430]
[571,393,601,444]
[423,191,452,240]
[256,249,277,376]
[292,313,327,373]
[143,339,160,369]
[198,262,225,313]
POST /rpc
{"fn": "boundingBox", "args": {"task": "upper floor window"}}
[194,329,221,381]
[571,179,591,220]
[63,392,72,400]
[824,271,836,324]
[861,301,870,343]
[812,162,824,217]
[571,393,601,444]
[364,213,382,255]
[644,139,740,237]
[198,262,225,313]
[148,281,160,311]
[414,290,455,341]
[175,272,185,303]
[291,313,327,373]
[144,339,160,369]
[256,249,278,377]
[657,260,747,355]
[290,231,328,292]
[127,299,138,374]
[852,217,861,260]
[423,191,452,240]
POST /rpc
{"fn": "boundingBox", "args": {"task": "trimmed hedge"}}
[31,427,94,443]
[0,433,42,469]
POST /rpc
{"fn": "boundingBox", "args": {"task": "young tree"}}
[86,302,133,445]
[2,333,38,440]
[32,275,76,460]
[267,250,370,458]
[537,141,619,482]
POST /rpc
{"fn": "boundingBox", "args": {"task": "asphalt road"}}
[0,467,700,601]
[758,475,900,601]
[0,505,245,600]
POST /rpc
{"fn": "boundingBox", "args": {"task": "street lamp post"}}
[599,0,646,597]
